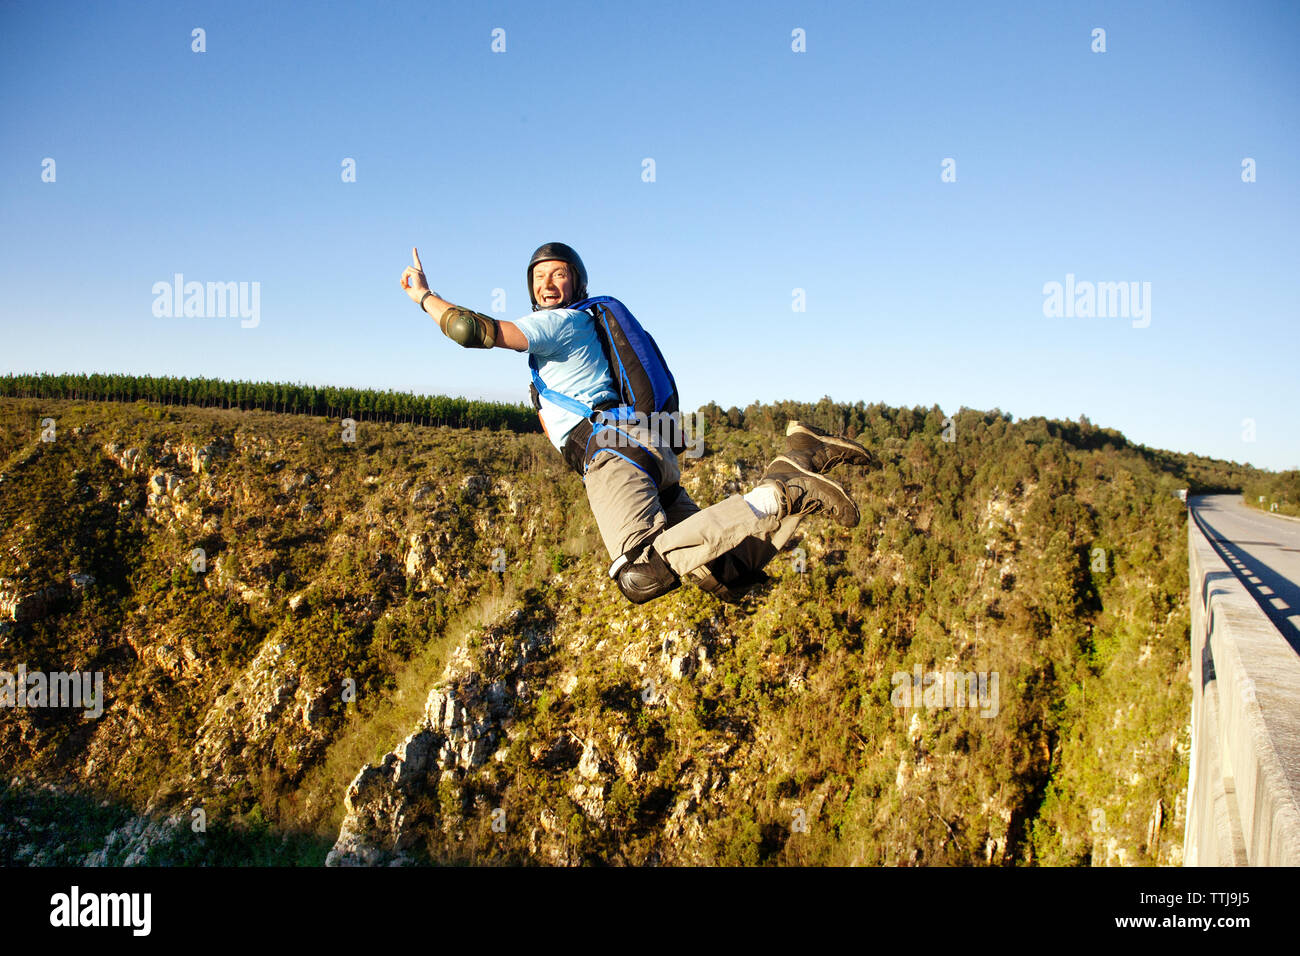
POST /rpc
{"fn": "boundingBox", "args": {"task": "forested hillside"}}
[0,386,1264,865]
[1243,469,1300,518]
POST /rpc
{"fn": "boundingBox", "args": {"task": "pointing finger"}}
[412,246,424,271]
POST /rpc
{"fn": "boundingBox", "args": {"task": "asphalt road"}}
[1190,493,1300,655]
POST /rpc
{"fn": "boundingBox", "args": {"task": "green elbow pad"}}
[441,308,498,349]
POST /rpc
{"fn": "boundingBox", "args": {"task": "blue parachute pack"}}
[528,295,685,486]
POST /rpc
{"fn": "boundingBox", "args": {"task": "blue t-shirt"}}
[513,307,618,450]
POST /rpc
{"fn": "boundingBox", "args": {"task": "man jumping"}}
[401,242,874,605]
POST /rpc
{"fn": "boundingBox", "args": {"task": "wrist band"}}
[419,290,436,311]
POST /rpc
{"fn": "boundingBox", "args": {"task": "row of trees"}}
[0,372,541,432]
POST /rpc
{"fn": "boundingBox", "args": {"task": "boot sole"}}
[785,422,874,466]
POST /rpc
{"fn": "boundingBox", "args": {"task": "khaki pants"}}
[581,422,802,592]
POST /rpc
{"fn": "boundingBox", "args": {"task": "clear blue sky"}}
[2,0,1297,470]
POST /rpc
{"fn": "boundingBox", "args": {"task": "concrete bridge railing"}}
[1185,508,1300,865]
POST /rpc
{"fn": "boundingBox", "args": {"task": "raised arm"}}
[400,246,528,351]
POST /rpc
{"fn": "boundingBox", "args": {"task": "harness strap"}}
[561,414,663,488]
[529,355,594,419]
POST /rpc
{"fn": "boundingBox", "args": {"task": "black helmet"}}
[527,241,588,310]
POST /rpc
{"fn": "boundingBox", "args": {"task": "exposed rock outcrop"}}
[327,609,551,866]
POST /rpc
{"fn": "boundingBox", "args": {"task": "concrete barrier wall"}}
[1185,508,1300,866]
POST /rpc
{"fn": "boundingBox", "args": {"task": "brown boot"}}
[757,455,860,527]
[783,421,879,473]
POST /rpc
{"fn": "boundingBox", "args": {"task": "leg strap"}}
[692,537,780,604]
[563,413,664,488]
